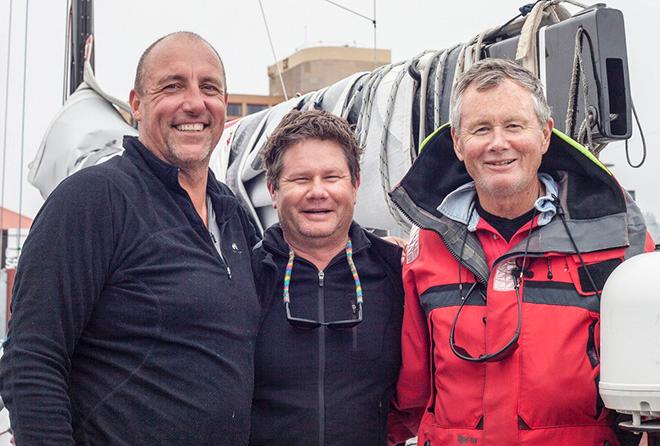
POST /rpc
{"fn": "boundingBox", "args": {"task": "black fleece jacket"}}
[0,136,260,445]
[250,223,404,446]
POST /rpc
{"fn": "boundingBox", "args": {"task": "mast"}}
[68,0,94,97]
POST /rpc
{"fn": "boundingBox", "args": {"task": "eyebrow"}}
[155,75,186,86]
[155,74,224,88]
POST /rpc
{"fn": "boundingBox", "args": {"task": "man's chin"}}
[296,223,342,240]
[167,145,214,168]
[479,179,528,199]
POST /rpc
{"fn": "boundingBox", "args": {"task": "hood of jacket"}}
[390,125,647,281]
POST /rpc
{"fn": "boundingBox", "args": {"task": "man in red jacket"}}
[388,58,654,446]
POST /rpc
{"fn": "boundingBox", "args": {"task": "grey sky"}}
[0,0,658,223]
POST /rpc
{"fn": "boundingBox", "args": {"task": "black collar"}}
[262,222,372,259]
[122,135,236,223]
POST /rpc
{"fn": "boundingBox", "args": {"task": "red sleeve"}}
[387,227,431,445]
[644,232,655,253]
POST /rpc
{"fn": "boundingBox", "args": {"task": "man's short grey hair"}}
[449,58,551,132]
[134,31,226,95]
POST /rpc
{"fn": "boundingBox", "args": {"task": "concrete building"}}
[225,45,391,120]
[268,46,391,96]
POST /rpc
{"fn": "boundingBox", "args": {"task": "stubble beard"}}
[163,134,215,171]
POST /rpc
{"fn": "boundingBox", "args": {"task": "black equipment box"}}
[486,4,631,143]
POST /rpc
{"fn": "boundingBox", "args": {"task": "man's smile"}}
[174,122,207,132]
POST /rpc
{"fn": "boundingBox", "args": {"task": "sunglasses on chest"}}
[283,239,363,330]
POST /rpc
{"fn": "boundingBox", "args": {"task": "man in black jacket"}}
[0,32,260,445]
[251,110,404,445]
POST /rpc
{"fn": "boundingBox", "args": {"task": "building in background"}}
[226,45,391,120]
[1,207,32,269]
[1,207,32,340]
[226,93,285,121]
[268,46,391,96]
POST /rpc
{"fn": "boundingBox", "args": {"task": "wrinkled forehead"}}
[144,35,225,85]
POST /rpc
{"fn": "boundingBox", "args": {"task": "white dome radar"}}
[600,251,660,434]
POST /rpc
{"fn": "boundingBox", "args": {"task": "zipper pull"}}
[318,271,324,287]
[227,266,232,280]
[546,258,553,280]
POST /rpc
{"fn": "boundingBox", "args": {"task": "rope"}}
[433,47,455,129]
[258,0,288,100]
[378,60,416,231]
[0,0,14,237]
[515,1,546,75]
[338,72,368,120]
[564,35,581,137]
[411,49,438,150]
[624,102,647,168]
[565,26,602,153]
[81,36,135,126]
[515,1,575,75]
[17,0,29,251]
[454,28,495,82]
[355,63,395,147]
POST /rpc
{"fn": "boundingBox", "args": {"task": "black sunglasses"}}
[285,300,363,330]
[283,239,364,330]
[449,281,521,363]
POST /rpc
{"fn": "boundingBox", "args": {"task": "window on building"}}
[227,103,242,116]
[247,103,268,115]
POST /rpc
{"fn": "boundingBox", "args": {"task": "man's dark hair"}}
[261,110,364,189]
[133,31,226,95]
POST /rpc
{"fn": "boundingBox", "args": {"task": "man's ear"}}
[267,181,278,209]
[451,127,464,161]
[129,89,142,122]
[541,118,554,155]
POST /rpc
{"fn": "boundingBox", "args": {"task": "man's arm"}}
[0,171,115,444]
[387,228,431,445]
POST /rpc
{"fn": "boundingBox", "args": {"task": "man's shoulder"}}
[353,226,403,273]
[212,178,236,197]
[50,156,138,203]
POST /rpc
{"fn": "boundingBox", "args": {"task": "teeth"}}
[491,160,513,166]
[176,123,204,131]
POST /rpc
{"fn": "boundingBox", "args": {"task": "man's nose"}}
[489,126,509,149]
[181,86,205,114]
[306,177,329,199]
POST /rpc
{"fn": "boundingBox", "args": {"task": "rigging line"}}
[372,0,376,67]
[258,0,288,100]
[625,101,647,168]
[17,0,29,250]
[1,0,14,237]
[323,0,378,67]
[62,0,72,103]
[323,0,374,23]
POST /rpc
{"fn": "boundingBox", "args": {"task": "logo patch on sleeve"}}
[406,225,420,264]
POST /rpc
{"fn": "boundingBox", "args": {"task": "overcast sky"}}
[0,0,658,224]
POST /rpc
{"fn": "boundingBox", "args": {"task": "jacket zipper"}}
[208,230,232,279]
[391,198,488,284]
[266,244,358,446]
[318,270,326,446]
[184,189,232,280]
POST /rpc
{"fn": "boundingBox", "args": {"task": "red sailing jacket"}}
[387,126,654,446]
